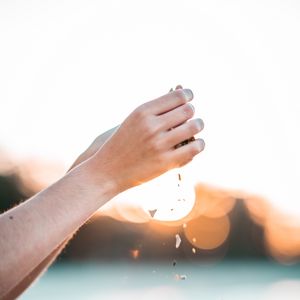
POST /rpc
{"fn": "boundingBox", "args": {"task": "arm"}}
[0,88,204,298]
[3,127,119,300]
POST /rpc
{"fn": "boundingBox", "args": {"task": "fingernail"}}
[197,118,204,130]
[198,139,205,151]
[188,103,195,113]
[183,89,193,101]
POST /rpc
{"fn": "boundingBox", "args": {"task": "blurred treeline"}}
[0,170,267,263]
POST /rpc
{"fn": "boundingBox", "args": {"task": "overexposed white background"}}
[1,0,300,215]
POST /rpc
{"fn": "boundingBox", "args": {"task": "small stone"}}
[9,216,13,220]
[175,234,181,249]
[148,209,157,218]
[175,274,187,281]
[172,260,177,267]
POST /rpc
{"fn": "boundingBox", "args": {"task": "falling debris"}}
[148,209,157,218]
[175,274,187,281]
[175,234,182,248]
[192,248,196,254]
[178,173,182,181]
[183,223,187,228]
[172,260,177,267]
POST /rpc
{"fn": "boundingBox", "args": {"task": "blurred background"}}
[1,0,300,299]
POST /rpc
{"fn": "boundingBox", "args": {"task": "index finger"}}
[147,89,194,115]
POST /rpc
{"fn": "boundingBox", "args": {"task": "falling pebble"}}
[148,209,157,218]
[9,216,13,220]
[172,260,177,267]
[171,208,174,211]
[178,173,182,181]
[175,234,181,248]
[192,248,196,254]
[175,274,187,281]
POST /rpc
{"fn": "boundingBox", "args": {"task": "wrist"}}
[68,156,120,206]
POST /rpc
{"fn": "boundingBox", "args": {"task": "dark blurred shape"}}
[0,164,293,264]
[0,173,29,213]
[60,199,267,262]
[227,199,266,258]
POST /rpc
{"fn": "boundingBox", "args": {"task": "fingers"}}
[170,138,205,167]
[147,88,194,115]
[163,118,204,148]
[169,84,182,93]
[158,102,195,130]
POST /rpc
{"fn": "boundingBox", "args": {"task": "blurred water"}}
[21,261,300,300]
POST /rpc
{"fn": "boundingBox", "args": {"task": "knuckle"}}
[150,139,162,153]
[142,119,153,134]
[142,118,160,136]
[134,104,148,119]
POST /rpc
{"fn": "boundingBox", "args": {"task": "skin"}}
[0,88,205,299]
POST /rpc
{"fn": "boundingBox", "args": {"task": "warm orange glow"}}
[184,215,230,250]
[130,249,140,259]
[17,159,65,192]
[265,210,300,263]
[98,169,196,224]
[149,221,181,236]
[244,194,270,226]
[98,198,151,223]
[189,183,236,219]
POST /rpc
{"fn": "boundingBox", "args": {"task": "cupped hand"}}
[90,88,205,193]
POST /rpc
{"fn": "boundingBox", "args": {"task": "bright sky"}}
[1,0,300,215]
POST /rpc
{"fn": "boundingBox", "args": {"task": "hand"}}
[68,126,118,171]
[89,88,205,193]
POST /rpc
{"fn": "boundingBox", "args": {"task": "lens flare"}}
[99,169,196,223]
[184,215,230,250]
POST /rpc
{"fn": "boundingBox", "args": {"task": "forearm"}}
[3,126,119,298]
[0,158,117,297]
[2,240,69,300]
